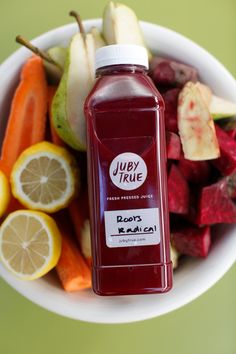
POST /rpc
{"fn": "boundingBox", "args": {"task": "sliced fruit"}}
[44,46,67,83]
[178,82,220,161]
[80,219,92,266]
[10,141,79,213]
[170,244,179,269]
[52,33,95,150]
[150,57,198,88]
[90,27,106,50]
[196,82,236,119]
[47,46,67,69]
[0,210,61,280]
[103,1,151,57]
[0,170,11,217]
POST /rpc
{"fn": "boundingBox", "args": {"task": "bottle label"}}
[104,208,160,248]
[109,152,147,191]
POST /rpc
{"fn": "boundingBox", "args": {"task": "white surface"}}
[95,44,149,70]
[0,19,236,324]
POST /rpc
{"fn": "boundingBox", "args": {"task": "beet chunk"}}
[150,57,198,88]
[178,158,210,184]
[166,132,181,160]
[168,164,189,214]
[162,88,180,133]
[172,226,211,257]
[198,179,236,224]
[212,124,236,175]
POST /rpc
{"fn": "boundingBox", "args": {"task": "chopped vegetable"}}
[0,56,48,177]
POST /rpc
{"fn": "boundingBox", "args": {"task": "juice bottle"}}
[84,44,172,295]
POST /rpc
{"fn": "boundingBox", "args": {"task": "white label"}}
[109,152,147,191]
[104,208,160,248]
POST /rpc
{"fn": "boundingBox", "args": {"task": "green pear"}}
[90,27,106,50]
[52,33,95,150]
[44,46,67,83]
[103,1,152,58]
[196,82,236,119]
[47,46,67,68]
[15,35,65,83]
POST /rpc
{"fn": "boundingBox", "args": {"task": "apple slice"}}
[103,1,151,57]
[196,82,236,119]
[178,82,220,161]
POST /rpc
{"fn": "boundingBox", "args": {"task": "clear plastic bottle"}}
[84,44,172,295]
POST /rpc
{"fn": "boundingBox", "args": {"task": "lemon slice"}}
[0,210,61,280]
[0,170,11,217]
[11,141,79,213]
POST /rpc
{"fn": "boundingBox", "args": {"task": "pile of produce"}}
[0,1,236,291]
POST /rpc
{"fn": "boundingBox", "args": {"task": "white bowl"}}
[0,19,236,324]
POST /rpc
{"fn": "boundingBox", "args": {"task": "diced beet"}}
[212,124,236,175]
[178,158,210,184]
[226,173,236,199]
[162,88,181,133]
[150,57,198,88]
[168,164,189,214]
[227,129,236,140]
[198,179,236,224]
[172,226,211,257]
[166,132,181,160]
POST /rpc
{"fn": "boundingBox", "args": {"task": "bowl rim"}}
[0,19,236,324]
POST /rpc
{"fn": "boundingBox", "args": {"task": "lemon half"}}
[0,210,61,280]
[10,141,79,213]
[0,170,10,217]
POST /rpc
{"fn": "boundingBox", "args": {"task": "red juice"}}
[84,44,172,295]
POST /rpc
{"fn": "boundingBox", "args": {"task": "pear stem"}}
[16,35,59,67]
[69,10,85,35]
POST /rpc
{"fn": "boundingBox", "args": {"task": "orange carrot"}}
[68,190,92,266]
[0,56,48,178]
[47,86,65,147]
[56,216,91,292]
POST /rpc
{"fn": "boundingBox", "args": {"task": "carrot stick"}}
[56,216,91,292]
[0,55,47,178]
[47,86,65,147]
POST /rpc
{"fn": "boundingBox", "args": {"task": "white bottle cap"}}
[95,44,149,71]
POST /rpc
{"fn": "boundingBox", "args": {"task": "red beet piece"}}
[212,124,236,175]
[227,129,236,140]
[162,88,181,133]
[166,132,181,160]
[178,158,210,184]
[150,57,198,88]
[226,173,236,199]
[168,164,189,214]
[172,226,211,258]
[198,179,236,224]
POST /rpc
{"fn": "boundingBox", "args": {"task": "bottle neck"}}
[95,64,147,78]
